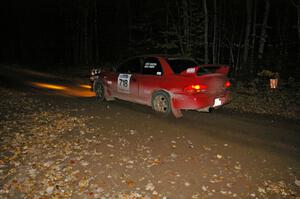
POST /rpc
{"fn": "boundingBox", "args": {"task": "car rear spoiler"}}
[200,64,230,75]
[180,64,230,76]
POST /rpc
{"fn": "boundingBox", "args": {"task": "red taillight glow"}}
[225,81,231,88]
[193,85,201,90]
[184,84,207,93]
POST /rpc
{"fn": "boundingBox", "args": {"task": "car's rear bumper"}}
[172,91,232,110]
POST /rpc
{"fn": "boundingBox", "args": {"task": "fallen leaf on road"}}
[78,177,89,188]
[126,179,135,188]
[145,182,155,191]
[46,186,54,194]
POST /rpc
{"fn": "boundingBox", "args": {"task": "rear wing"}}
[200,64,230,75]
[180,64,230,77]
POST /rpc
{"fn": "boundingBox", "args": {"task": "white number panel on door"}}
[117,73,132,93]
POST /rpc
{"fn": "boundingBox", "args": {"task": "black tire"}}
[151,91,172,116]
[94,81,105,101]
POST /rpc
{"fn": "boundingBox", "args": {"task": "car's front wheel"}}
[151,91,172,116]
[94,81,105,101]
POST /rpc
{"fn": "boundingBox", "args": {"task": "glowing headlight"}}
[91,68,101,75]
[91,69,95,75]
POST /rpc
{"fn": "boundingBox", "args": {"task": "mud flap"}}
[171,98,183,118]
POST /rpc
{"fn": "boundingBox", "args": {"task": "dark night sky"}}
[1,0,299,77]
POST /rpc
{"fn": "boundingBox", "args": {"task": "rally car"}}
[90,55,232,118]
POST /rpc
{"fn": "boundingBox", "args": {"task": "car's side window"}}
[117,58,141,74]
[142,57,163,76]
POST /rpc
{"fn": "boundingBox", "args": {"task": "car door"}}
[115,57,142,101]
[138,57,164,104]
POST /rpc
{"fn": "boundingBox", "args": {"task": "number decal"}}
[117,74,132,93]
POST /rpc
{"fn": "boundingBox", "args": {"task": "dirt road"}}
[0,66,299,198]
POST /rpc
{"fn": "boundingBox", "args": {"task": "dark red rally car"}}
[90,55,232,118]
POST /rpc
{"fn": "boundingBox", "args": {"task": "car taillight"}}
[184,84,207,93]
[225,81,231,88]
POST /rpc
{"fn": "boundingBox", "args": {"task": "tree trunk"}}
[250,0,257,71]
[258,0,270,60]
[217,0,224,63]
[297,0,300,63]
[182,0,191,55]
[203,0,209,63]
[212,0,217,64]
[164,0,169,54]
[172,0,185,55]
[236,30,244,74]
[93,0,99,63]
[290,0,300,63]
[242,0,252,65]
[84,5,89,64]
[127,0,132,53]
[79,25,83,64]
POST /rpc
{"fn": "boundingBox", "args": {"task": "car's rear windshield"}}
[167,58,209,75]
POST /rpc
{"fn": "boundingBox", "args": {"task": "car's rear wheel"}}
[94,81,105,101]
[152,91,172,116]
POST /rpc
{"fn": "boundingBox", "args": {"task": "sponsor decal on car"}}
[186,67,196,73]
[144,62,157,69]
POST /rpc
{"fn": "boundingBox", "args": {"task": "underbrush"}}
[227,77,300,120]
